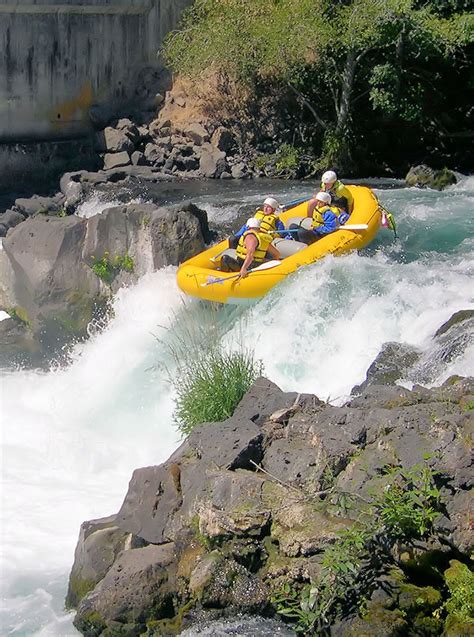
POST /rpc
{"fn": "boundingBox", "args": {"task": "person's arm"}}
[339,185,354,213]
[318,210,338,234]
[307,199,317,218]
[239,234,257,278]
[235,223,248,238]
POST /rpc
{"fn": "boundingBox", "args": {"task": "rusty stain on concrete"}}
[50,83,94,125]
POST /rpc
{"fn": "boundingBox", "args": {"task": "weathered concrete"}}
[0,0,193,142]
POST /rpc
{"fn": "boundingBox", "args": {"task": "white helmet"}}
[321,170,337,184]
[263,197,279,210]
[315,191,332,204]
[246,217,261,229]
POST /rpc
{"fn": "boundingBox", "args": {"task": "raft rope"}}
[379,204,397,238]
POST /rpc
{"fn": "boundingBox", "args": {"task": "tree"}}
[163,0,473,170]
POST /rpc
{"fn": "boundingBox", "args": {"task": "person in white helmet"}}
[289,191,338,244]
[228,195,292,248]
[321,170,353,218]
[221,216,281,277]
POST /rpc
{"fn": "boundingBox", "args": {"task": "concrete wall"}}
[0,0,193,142]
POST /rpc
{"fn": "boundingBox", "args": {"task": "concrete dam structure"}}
[0,0,193,142]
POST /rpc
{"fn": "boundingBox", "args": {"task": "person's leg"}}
[221,255,241,272]
[228,234,239,249]
[296,228,318,244]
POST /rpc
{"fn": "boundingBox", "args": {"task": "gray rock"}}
[0,209,25,230]
[60,172,84,207]
[199,143,227,178]
[211,127,235,153]
[143,143,165,165]
[74,543,176,636]
[352,341,421,393]
[184,122,209,146]
[14,196,60,217]
[231,162,248,179]
[220,171,232,179]
[131,150,146,166]
[187,417,264,471]
[233,377,300,425]
[96,127,135,153]
[103,151,130,170]
[435,309,474,337]
[66,515,138,609]
[405,164,457,190]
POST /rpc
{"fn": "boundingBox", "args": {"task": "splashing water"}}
[1,176,473,635]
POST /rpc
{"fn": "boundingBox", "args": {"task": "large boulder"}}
[405,164,457,190]
[2,203,209,356]
[199,143,227,178]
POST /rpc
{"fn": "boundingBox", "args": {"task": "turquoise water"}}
[0,176,473,636]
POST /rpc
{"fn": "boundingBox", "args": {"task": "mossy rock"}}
[443,560,474,635]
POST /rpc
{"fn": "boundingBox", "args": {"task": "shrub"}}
[173,346,263,436]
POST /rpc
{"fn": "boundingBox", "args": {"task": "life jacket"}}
[321,180,350,211]
[311,205,339,229]
[236,229,273,263]
[254,209,278,234]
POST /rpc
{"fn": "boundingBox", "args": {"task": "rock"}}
[231,162,248,179]
[0,209,25,231]
[175,95,186,107]
[66,515,140,609]
[130,150,146,166]
[211,127,235,153]
[60,172,84,207]
[95,127,135,153]
[435,310,474,337]
[352,341,421,393]
[102,151,130,170]
[184,122,209,146]
[0,316,40,367]
[14,196,61,217]
[2,202,209,356]
[233,377,302,425]
[199,143,227,178]
[189,552,268,610]
[155,92,164,106]
[114,119,140,144]
[74,543,176,637]
[220,171,232,179]
[405,164,457,190]
[143,143,165,165]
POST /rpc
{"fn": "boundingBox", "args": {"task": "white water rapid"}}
[1,176,473,636]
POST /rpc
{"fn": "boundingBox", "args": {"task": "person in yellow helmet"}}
[221,217,280,278]
[321,170,353,220]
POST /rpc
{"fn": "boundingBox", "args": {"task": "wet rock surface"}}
[69,367,474,637]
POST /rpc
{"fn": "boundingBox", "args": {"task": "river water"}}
[1,177,473,636]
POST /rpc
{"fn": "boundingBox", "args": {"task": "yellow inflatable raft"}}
[177,185,381,304]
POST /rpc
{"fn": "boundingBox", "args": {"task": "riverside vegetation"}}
[163,0,474,175]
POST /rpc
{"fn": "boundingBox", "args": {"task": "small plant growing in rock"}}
[90,252,134,283]
[272,460,444,635]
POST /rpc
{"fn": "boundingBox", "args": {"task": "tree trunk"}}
[335,49,357,137]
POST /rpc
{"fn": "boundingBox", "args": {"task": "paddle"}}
[201,260,282,286]
[270,223,368,234]
[279,196,311,212]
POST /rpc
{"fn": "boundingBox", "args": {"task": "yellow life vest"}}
[255,209,278,234]
[236,230,273,263]
[321,180,353,211]
[311,205,339,229]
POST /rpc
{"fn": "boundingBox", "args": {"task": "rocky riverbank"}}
[67,312,473,636]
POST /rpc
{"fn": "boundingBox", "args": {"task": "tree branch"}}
[287,82,328,130]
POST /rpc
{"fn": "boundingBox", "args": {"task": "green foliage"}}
[272,460,444,634]
[376,462,441,538]
[162,305,263,437]
[444,560,474,624]
[173,346,263,436]
[253,144,303,178]
[90,252,134,284]
[163,0,473,171]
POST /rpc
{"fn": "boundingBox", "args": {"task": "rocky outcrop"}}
[0,202,210,363]
[69,373,474,636]
[405,164,457,190]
